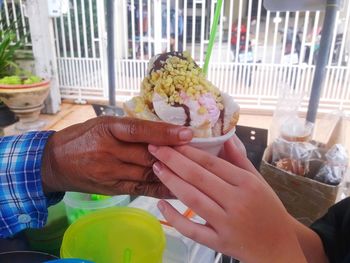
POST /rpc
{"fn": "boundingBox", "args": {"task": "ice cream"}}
[123,51,240,138]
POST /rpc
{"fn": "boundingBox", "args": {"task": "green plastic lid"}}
[61,207,166,263]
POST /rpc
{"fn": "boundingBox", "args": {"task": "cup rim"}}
[191,127,236,143]
[63,192,129,210]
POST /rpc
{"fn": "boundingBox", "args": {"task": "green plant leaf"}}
[0,12,27,78]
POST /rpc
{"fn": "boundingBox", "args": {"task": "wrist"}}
[254,231,307,263]
[242,214,307,263]
[289,214,329,263]
[272,216,308,263]
[41,133,62,194]
[269,234,307,263]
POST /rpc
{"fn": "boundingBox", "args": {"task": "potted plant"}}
[0,20,20,133]
[0,18,50,131]
[0,75,50,131]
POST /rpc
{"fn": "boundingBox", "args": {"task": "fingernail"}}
[148,144,159,154]
[153,162,162,175]
[179,128,193,141]
[157,201,165,212]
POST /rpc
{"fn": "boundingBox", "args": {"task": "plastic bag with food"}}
[313,144,349,185]
[272,137,320,176]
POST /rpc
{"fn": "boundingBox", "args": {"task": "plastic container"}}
[128,197,216,263]
[63,192,130,224]
[61,207,166,263]
[25,201,68,256]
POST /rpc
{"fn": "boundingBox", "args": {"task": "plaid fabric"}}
[0,131,63,238]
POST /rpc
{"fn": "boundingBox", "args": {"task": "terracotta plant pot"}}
[0,80,50,131]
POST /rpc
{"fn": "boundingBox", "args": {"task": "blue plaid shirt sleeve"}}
[0,131,64,238]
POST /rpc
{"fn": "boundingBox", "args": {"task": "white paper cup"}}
[189,128,236,156]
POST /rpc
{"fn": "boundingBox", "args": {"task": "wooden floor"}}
[4,102,274,144]
[5,102,275,133]
[4,101,350,151]
[3,101,350,198]
[4,103,96,135]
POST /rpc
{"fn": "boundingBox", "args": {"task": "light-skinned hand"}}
[148,138,307,263]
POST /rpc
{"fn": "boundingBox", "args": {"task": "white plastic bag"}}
[313,144,349,185]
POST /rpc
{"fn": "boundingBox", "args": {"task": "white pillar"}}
[114,0,128,59]
[154,0,163,54]
[97,0,109,99]
[25,0,61,114]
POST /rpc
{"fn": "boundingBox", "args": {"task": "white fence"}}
[112,0,350,112]
[1,0,350,113]
[0,0,31,47]
[53,0,107,101]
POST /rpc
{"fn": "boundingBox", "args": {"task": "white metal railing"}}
[52,0,107,101]
[0,0,31,47]
[3,0,348,113]
[111,0,350,113]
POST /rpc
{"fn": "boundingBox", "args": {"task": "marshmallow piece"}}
[152,92,187,126]
[221,93,240,134]
[123,97,160,121]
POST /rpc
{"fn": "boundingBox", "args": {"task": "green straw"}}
[203,0,223,75]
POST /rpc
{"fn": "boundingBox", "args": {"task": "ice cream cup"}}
[189,128,236,156]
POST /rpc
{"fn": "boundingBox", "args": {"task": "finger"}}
[106,181,173,198]
[113,142,155,166]
[158,200,218,248]
[109,117,193,145]
[168,145,249,187]
[105,163,158,182]
[153,161,226,225]
[149,145,236,206]
[231,134,247,156]
[223,138,261,177]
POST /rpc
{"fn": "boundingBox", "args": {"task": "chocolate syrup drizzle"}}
[219,109,225,135]
[149,52,186,73]
[148,51,203,127]
[149,51,198,73]
[173,103,191,126]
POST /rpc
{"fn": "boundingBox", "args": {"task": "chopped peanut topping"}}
[138,52,223,110]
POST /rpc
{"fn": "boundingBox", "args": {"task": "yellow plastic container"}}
[60,207,166,263]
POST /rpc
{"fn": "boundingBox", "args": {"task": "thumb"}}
[232,134,247,157]
[109,117,193,145]
[224,136,259,177]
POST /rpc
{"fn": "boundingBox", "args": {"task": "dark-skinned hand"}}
[41,116,193,198]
